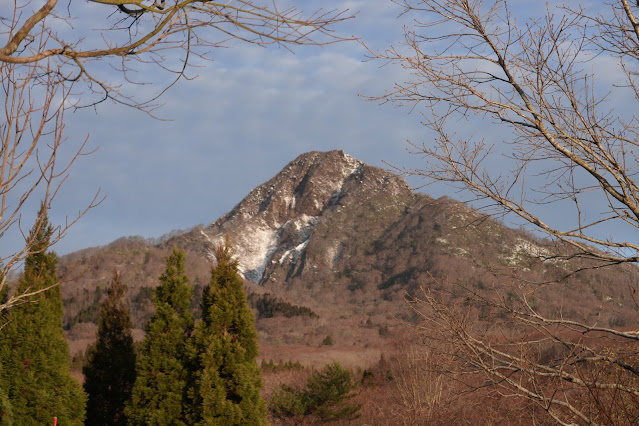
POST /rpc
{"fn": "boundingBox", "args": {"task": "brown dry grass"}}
[260,329,632,425]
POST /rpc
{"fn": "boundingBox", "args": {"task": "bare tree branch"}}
[368,1,639,423]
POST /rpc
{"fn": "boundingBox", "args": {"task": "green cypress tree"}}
[0,266,8,309]
[127,248,193,425]
[83,269,136,425]
[0,382,12,426]
[0,205,86,424]
[186,238,267,425]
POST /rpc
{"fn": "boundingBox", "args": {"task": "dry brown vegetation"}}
[260,334,568,425]
[53,149,639,424]
[362,1,639,423]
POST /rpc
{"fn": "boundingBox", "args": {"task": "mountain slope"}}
[59,150,639,359]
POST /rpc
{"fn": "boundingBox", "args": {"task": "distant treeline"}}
[65,288,317,331]
[248,293,318,319]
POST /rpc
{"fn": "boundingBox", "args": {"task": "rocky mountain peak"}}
[170,150,413,283]
[222,150,364,226]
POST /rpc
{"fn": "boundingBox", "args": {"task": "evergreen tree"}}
[0,205,86,424]
[0,265,8,308]
[186,238,267,425]
[0,382,12,426]
[127,248,193,425]
[83,269,136,425]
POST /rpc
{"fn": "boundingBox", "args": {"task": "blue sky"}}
[2,0,628,258]
[6,0,436,255]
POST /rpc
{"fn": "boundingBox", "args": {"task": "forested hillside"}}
[60,151,639,363]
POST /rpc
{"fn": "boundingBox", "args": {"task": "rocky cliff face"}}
[166,150,414,285]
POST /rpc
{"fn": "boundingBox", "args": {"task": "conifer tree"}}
[0,205,86,424]
[127,248,193,425]
[83,269,136,425]
[0,382,12,425]
[186,237,267,425]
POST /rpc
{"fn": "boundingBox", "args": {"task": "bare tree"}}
[0,0,353,310]
[369,0,639,267]
[1,0,354,110]
[0,57,100,311]
[368,0,639,423]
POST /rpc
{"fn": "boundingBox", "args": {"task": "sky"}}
[1,0,633,259]
[5,0,436,256]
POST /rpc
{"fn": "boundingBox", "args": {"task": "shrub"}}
[270,361,361,422]
[270,385,306,418]
[260,359,304,373]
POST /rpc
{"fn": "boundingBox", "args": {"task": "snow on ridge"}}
[318,153,363,195]
[339,154,362,183]
[322,155,363,204]
[342,153,362,172]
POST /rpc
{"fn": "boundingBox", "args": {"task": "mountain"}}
[59,150,639,362]
[166,150,414,300]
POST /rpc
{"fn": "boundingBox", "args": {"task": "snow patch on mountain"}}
[215,215,320,284]
[335,157,363,191]
[503,238,564,266]
[199,229,221,262]
[279,239,310,265]
[279,249,293,265]
[275,215,317,266]
[291,214,317,235]
[311,153,363,197]
[282,194,296,210]
[232,224,279,283]
[325,242,343,267]
[343,153,362,174]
